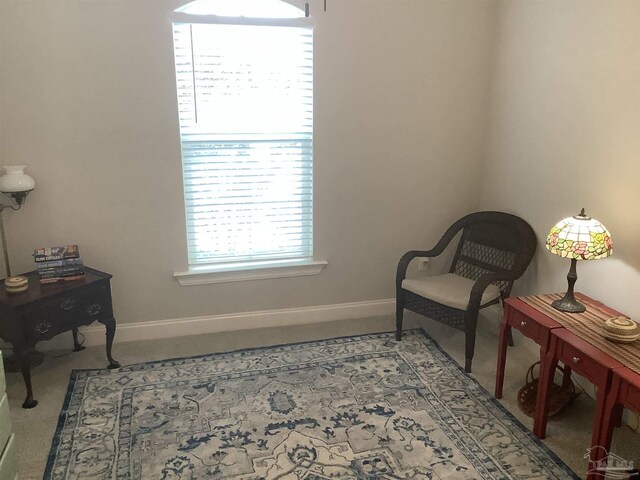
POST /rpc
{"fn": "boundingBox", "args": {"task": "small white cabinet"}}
[0,352,17,480]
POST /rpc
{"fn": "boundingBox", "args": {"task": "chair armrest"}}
[467,271,518,311]
[396,245,450,288]
[396,251,426,289]
[396,221,464,288]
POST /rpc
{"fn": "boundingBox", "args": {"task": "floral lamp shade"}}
[545,209,612,313]
[546,210,613,261]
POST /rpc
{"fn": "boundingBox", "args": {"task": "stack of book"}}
[34,245,85,284]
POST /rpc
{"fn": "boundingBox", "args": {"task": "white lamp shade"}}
[0,165,35,193]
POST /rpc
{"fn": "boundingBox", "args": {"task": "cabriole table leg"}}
[15,346,38,409]
[99,316,120,369]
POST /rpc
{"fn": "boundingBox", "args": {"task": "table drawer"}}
[510,309,541,341]
[27,284,110,318]
[0,434,16,480]
[24,285,112,341]
[556,340,608,385]
[623,382,640,412]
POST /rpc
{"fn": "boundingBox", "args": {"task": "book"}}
[39,274,85,285]
[37,262,84,274]
[38,268,85,279]
[34,245,80,263]
[35,258,83,270]
[37,265,84,274]
[37,267,84,276]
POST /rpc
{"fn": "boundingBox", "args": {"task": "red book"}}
[39,274,85,285]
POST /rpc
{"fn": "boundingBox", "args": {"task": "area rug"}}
[45,330,579,479]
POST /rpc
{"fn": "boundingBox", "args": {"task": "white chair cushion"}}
[402,273,501,310]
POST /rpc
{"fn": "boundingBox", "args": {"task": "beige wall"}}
[0,0,498,325]
[481,0,640,317]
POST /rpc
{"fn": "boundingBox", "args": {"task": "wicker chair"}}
[396,211,537,373]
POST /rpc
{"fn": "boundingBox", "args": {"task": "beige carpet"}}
[5,311,639,479]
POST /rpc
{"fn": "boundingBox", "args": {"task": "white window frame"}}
[170,2,326,285]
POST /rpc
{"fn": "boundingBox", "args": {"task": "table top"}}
[517,292,640,375]
[518,292,626,320]
[613,366,640,386]
[0,267,111,307]
[504,296,565,329]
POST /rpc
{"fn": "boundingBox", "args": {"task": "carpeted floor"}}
[5,311,639,479]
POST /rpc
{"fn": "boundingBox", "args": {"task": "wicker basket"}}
[517,361,578,418]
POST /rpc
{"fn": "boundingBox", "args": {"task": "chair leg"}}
[395,299,404,341]
[464,316,478,373]
[507,328,515,347]
[464,331,476,373]
[465,357,472,373]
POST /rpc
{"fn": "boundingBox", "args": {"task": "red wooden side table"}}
[495,297,565,399]
[592,367,640,478]
[495,293,636,479]
[536,328,624,479]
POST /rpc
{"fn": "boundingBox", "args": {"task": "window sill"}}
[173,258,328,286]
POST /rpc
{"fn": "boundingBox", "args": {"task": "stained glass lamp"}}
[546,208,612,312]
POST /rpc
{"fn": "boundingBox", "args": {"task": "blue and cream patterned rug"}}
[45,330,578,479]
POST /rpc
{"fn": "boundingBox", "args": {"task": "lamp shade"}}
[546,209,612,261]
[0,166,35,193]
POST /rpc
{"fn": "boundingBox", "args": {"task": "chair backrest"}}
[448,211,537,298]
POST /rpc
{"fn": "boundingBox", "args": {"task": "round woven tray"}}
[517,361,578,418]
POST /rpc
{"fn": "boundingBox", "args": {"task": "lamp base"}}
[552,295,586,313]
[552,258,586,313]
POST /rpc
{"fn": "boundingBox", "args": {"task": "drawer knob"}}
[60,298,77,311]
[35,321,51,334]
[572,356,580,364]
[520,321,527,327]
[87,304,102,316]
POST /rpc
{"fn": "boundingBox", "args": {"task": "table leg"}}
[586,421,618,480]
[15,346,38,409]
[561,364,573,389]
[495,322,510,399]
[533,337,558,439]
[98,316,120,369]
[588,380,614,472]
[72,328,86,352]
[595,396,622,462]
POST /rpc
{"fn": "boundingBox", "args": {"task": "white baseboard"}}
[75,298,395,348]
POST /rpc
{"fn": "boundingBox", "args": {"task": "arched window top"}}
[175,0,305,19]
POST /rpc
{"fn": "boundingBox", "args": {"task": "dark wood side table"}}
[0,267,120,408]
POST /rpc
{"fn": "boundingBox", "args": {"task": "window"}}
[172,0,323,283]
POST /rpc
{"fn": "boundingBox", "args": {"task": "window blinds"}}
[173,22,313,266]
